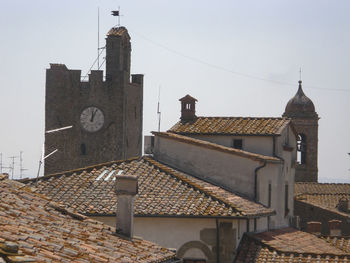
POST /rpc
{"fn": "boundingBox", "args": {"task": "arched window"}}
[81,143,86,156]
[297,134,306,164]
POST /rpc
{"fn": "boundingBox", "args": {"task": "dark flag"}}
[111,10,119,16]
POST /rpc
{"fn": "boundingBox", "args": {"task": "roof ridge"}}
[195,116,286,119]
[20,156,140,183]
[144,156,274,218]
[153,132,280,163]
[296,182,350,185]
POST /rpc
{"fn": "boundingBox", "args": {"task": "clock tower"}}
[44,27,143,175]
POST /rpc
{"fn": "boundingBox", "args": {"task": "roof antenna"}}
[97,7,100,70]
[157,86,161,132]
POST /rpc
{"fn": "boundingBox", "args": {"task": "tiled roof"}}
[234,228,350,263]
[296,193,350,218]
[107,26,129,37]
[323,236,350,253]
[22,156,274,218]
[153,132,281,163]
[294,183,350,218]
[0,174,176,263]
[295,182,350,196]
[169,117,291,136]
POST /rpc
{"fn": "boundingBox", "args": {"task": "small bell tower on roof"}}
[283,80,319,182]
[179,95,197,122]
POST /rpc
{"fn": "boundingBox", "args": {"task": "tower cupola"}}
[283,80,317,118]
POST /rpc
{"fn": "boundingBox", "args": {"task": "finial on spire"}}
[299,67,302,81]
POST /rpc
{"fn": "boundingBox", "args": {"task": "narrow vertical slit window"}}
[268,183,272,208]
[284,184,289,217]
[81,143,86,155]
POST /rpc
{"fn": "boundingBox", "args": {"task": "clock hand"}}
[90,109,98,122]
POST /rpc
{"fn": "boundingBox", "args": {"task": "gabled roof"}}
[0,174,176,263]
[234,228,350,263]
[294,182,350,218]
[295,193,350,218]
[22,156,274,218]
[153,132,281,163]
[295,182,350,196]
[169,117,291,136]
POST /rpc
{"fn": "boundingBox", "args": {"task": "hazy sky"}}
[1,0,349,182]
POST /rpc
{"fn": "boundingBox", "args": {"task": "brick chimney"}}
[179,95,197,122]
[115,173,138,239]
[329,219,342,237]
[306,221,321,236]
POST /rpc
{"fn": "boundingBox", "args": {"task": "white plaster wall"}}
[154,136,267,199]
[256,126,297,229]
[90,216,248,261]
[189,135,274,156]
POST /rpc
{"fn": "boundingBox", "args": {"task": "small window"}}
[81,143,86,155]
[285,184,289,217]
[233,139,243,150]
[268,183,272,208]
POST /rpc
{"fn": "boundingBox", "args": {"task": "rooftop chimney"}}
[115,173,138,239]
[306,221,321,236]
[179,95,197,122]
[329,219,342,237]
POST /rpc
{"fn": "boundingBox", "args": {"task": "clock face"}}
[80,106,105,132]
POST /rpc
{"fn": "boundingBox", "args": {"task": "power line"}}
[130,29,350,93]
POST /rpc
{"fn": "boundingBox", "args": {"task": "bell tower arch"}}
[283,80,319,182]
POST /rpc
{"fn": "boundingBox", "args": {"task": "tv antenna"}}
[0,153,11,174]
[19,151,27,179]
[36,125,73,182]
[157,86,161,132]
[8,155,18,179]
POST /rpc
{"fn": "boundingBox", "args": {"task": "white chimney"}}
[115,173,138,238]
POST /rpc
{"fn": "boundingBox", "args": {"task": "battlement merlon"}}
[131,74,144,86]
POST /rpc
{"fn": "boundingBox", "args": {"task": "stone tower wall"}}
[290,117,318,182]
[44,28,143,175]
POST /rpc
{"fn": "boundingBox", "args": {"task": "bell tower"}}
[283,80,319,182]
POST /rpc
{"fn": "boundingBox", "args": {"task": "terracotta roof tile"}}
[153,132,280,163]
[0,174,176,263]
[23,156,274,218]
[296,193,350,218]
[169,117,291,136]
[234,228,350,263]
[295,182,350,196]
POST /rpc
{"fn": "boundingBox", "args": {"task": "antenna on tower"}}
[97,6,100,70]
[157,86,161,132]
